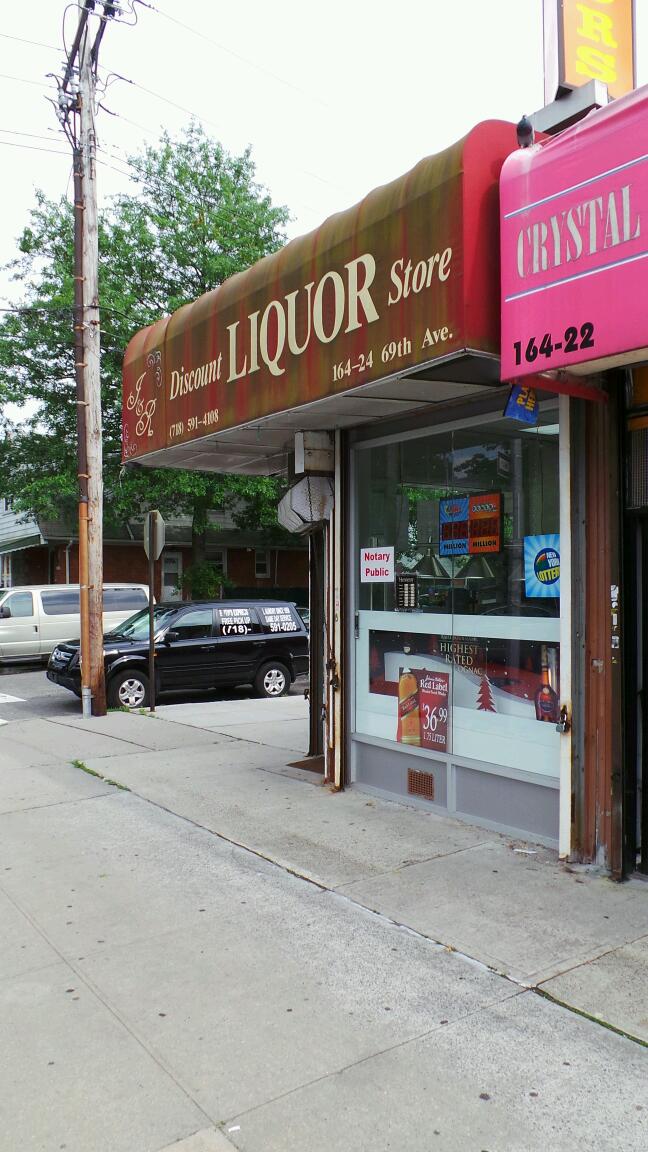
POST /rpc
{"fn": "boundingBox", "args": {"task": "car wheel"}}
[254,661,290,698]
[108,669,150,710]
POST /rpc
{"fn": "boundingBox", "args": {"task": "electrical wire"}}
[138,0,332,110]
[101,76,353,217]
[0,303,147,321]
[95,154,133,178]
[97,141,132,167]
[106,72,223,134]
[0,128,67,145]
[98,105,159,140]
[0,33,61,53]
[0,73,58,91]
[0,140,70,157]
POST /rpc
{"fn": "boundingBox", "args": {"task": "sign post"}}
[143,510,165,712]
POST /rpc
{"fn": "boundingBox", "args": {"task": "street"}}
[0,662,308,723]
[1,671,647,1151]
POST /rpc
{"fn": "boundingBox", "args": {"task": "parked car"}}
[0,583,150,663]
[47,599,309,708]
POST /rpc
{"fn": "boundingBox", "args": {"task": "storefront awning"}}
[0,533,44,555]
[123,120,518,474]
[501,84,648,383]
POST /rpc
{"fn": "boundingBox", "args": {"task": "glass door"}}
[625,519,648,874]
[352,406,561,799]
[161,551,183,601]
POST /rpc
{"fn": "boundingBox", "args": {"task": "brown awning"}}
[123,119,518,474]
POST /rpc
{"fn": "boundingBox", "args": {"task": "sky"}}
[1,0,648,309]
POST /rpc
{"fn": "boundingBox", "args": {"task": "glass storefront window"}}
[353,407,561,781]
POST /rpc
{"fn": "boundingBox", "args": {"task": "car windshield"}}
[105,605,179,642]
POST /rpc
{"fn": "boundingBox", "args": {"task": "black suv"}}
[47,599,309,709]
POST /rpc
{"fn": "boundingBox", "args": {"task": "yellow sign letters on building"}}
[547,0,635,101]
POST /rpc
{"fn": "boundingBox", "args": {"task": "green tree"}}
[0,123,292,567]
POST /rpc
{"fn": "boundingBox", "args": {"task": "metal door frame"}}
[622,513,648,875]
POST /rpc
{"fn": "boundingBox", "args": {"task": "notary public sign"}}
[501,85,648,380]
[123,122,517,464]
[360,547,394,583]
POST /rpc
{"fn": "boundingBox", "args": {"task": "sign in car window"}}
[217,607,258,636]
[259,605,299,633]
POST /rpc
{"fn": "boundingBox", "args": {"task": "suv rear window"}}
[215,606,262,636]
[258,605,301,634]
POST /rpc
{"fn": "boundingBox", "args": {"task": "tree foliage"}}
[0,123,292,560]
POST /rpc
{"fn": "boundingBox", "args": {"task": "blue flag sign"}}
[504,383,539,425]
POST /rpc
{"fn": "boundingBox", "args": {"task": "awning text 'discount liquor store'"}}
[122,121,517,469]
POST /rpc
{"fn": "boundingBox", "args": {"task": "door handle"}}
[199,645,216,651]
[252,641,265,647]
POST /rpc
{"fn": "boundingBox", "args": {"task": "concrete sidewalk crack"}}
[219,987,527,1129]
[534,987,648,1049]
[535,933,648,986]
[336,839,499,890]
[45,715,230,755]
[0,790,118,816]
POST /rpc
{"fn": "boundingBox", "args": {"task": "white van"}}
[0,583,150,662]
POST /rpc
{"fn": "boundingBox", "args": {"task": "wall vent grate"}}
[628,428,648,509]
[408,767,435,801]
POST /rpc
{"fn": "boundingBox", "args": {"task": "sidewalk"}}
[6,696,648,1037]
[2,697,648,1152]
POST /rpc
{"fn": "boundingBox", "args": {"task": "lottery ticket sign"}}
[469,493,501,554]
[439,492,501,556]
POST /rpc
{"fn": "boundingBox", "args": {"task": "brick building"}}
[0,499,308,605]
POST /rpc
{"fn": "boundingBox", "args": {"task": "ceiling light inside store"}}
[521,423,559,435]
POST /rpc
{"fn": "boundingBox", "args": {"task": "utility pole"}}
[56,2,116,716]
[78,16,105,716]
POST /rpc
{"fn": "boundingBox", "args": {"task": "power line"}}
[99,106,160,140]
[0,30,110,75]
[1,12,355,216]
[0,135,131,178]
[141,1,332,111]
[0,306,73,314]
[0,32,61,53]
[0,127,66,144]
[0,140,70,157]
[108,72,223,134]
[96,154,133,178]
[103,75,354,210]
[0,72,58,91]
[0,304,148,323]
